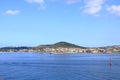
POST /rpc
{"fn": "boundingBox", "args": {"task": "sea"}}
[0,52,120,80]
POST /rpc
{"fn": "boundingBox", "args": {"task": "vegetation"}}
[37,41,86,48]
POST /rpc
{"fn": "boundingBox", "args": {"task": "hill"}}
[37,41,86,48]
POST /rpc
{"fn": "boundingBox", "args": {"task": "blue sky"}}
[0,0,120,47]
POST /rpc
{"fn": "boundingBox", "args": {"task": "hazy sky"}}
[0,0,120,47]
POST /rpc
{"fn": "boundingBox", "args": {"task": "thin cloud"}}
[107,5,120,16]
[26,0,46,10]
[27,0,44,3]
[83,0,104,15]
[66,0,80,4]
[5,10,20,15]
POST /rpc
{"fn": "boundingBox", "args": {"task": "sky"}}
[0,0,120,47]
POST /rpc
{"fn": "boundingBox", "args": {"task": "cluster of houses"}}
[0,42,120,53]
[0,47,119,53]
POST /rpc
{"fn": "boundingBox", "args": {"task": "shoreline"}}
[0,52,119,54]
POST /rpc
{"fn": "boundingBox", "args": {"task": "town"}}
[0,42,120,54]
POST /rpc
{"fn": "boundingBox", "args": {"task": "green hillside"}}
[37,41,86,48]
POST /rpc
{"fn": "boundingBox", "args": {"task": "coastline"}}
[0,42,119,54]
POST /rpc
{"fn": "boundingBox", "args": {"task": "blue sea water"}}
[0,53,120,80]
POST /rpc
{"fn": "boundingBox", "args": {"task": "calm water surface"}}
[0,53,120,80]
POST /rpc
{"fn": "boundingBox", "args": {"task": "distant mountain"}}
[37,41,86,48]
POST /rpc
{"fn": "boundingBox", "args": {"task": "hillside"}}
[37,41,86,48]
